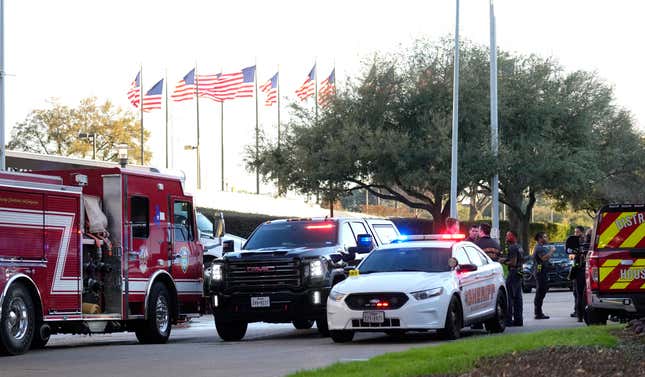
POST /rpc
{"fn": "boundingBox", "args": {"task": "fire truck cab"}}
[0,167,203,355]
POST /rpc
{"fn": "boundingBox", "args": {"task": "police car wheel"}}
[439,296,462,340]
[215,319,247,341]
[292,320,315,330]
[0,283,35,356]
[330,330,354,343]
[316,317,330,337]
[484,290,507,333]
[136,283,172,344]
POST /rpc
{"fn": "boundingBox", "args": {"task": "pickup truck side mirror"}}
[222,240,235,254]
[458,264,478,272]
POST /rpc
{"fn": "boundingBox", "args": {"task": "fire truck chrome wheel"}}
[0,283,35,356]
[155,295,169,334]
[7,297,29,341]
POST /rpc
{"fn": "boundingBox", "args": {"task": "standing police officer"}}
[534,232,555,319]
[476,223,501,261]
[567,226,588,322]
[502,230,524,326]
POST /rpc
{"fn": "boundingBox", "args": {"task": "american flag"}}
[201,66,256,102]
[295,65,316,101]
[260,72,279,107]
[127,72,141,108]
[142,79,163,112]
[318,68,336,106]
[171,69,196,102]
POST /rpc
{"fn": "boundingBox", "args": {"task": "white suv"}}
[327,234,507,342]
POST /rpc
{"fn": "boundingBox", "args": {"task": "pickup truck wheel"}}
[0,283,35,355]
[215,319,248,341]
[316,317,329,337]
[438,296,462,340]
[135,283,172,344]
[585,307,608,326]
[292,320,314,330]
[484,290,507,333]
[330,330,354,343]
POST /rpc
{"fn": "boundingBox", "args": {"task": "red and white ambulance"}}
[0,167,204,355]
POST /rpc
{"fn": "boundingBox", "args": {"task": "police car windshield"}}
[359,247,452,273]
[244,222,338,250]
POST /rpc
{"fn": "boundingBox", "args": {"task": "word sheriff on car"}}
[0,168,205,355]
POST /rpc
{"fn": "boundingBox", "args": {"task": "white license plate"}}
[251,296,270,308]
[362,311,385,323]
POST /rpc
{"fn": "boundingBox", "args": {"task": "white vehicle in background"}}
[327,234,507,342]
[197,212,245,265]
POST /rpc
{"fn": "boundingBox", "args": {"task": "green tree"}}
[8,97,151,163]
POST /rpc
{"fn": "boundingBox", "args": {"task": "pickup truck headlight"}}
[210,263,223,281]
[309,260,325,278]
[411,287,443,300]
[328,289,346,302]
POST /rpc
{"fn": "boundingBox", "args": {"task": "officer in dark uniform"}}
[501,230,524,326]
[475,223,500,261]
[566,226,588,322]
[533,232,556,319]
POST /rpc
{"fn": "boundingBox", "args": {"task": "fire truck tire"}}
[484,290,507,333]
[136,283,172,344]
[0,283,36,356]
[215,319,247,341]
[585,307,608,326]
[30,323,50,349]
[292,320,314,330]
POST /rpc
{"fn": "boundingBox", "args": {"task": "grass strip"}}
[287,325,620,377]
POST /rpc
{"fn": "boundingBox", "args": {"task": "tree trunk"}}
[430,206,444,233]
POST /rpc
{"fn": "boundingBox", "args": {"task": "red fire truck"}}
[0,167,204,355]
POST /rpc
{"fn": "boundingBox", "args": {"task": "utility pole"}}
[0,0,5,170]
[449,0,460,218]
[490,0,500,239]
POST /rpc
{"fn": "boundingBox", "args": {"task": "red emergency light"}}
[376,301,390,308]
[305,223,335,230]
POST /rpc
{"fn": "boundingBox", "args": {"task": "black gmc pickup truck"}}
[205,217,399,341]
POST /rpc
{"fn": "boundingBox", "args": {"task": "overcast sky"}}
[4,0,644,192]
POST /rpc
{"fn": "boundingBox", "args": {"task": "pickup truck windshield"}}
[244,222,338,250]
[359,247,452,273]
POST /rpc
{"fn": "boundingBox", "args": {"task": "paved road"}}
[2,291,585,377]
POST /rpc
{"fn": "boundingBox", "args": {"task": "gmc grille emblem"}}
[247,266,275,273]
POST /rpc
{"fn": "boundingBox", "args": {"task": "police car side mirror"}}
[458,264,478,272]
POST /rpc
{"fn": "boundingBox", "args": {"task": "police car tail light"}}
[411,287,443,300]
[375,301,390,308]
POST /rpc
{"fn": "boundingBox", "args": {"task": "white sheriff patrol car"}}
[327,234,507,342]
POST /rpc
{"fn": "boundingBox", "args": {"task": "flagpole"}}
[255,63,260,195]
[277,65,281,149]
[449,0,460,218]
[314,60,318,123]
[164,68,169,169]
[195,63,201,190]
[220,100,224,191]
[139,63,144,165]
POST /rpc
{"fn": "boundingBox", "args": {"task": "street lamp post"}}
[449,0,460,218]
[78,132,96,160]
[117,144,129,168]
